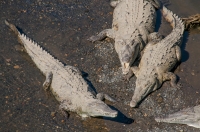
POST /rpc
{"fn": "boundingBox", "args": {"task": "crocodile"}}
[88,0,161,75]
[5,20,118,118]
[182,14,200,30]
[128,6,185,107]
[155,105,200,128]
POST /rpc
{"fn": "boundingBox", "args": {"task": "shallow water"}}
[1,0,200,131]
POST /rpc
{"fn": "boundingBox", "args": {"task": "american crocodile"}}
[155,105,200,128]
[128,6,184,107]
[5,20,118,118]
[88,0,160,74]
[182,14,200,30]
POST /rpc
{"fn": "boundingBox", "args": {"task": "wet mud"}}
[1,0,200,131]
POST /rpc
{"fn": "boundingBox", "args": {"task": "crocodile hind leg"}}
[97,93,116,102]
[175,46,181,62]
[43,71,53,91]
[110,0,122,8]
[88,29,115,43]
[162,72,181,88]
[150,0,161,9]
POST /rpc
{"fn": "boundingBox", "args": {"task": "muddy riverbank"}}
[1,0,200,131]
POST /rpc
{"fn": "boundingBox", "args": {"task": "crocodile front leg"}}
[97,93,116,102]
[110,0,122,8]
[163,72,180,88]
[43,71,53,91]
[123,66,139,81]
[88,29,115,43]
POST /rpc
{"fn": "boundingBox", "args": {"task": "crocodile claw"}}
[97,93,117,103]
[122,70,134,82]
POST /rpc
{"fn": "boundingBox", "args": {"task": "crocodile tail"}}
[5,20,19,36]
[162,6,184,31]
[160,6,184,46]
[5,20,23,44]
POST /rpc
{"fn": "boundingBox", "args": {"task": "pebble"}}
[144,113,148,117]
[191,71,195,75]
[14,65,20,69]
[51,112,56,117]
[157,97,163,103]
[6,59,11,62]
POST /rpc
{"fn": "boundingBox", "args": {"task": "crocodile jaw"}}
[83,101,118,118]
[130,77,158,107]
[122,62,130,74]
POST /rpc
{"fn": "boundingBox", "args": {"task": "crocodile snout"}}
[122,62,130,74]
[109,110,118,118]
[130,100,138,108]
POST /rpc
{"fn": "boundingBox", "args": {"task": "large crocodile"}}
[155,105,200,128]
[5,20,118,118]
[128,6,184,107]
[88,0,160,75]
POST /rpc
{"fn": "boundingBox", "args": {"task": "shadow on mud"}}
[155,8,162,32]
[155,1,171,32]
[181,31,189,62]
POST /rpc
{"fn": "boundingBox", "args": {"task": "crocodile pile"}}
[5,0,200,129]
[129,6,184,107]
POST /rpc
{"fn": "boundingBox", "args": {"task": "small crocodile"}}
[182,14,200,30]
[128,6,184,107]
[155,105,200,128]
[5,20,118,118]
[88,0,160,74]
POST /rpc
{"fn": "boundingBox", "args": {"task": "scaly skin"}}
[88,0,160,75]
[129,6,184,107]
[5,20,118,118]
[155,105,200,128]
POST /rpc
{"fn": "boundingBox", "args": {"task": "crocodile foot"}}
[171,82,182,89]
[122,70,134,81]
[43,71,53,91]
[59,104,69,119]
[97,93,116,102]
[87,35,99,43]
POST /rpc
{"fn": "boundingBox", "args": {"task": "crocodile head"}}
[130,76,159,107]
[155,112,193,124]
[80,100,118,118]
[155,105,200,128]
[115,39,140,75]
